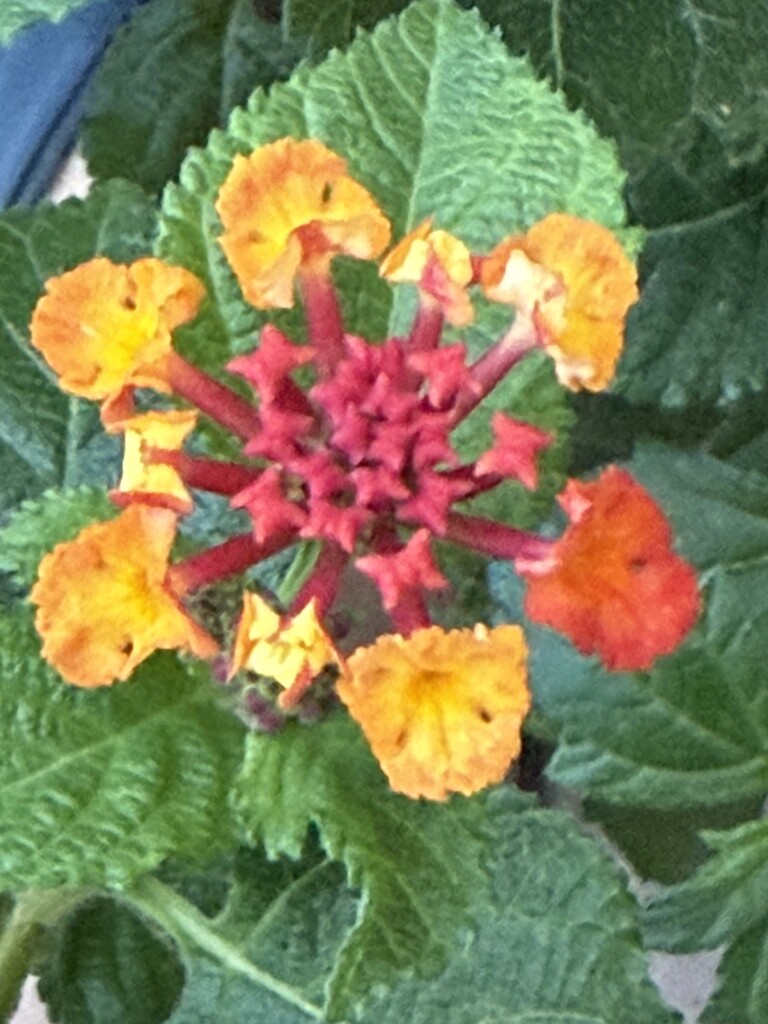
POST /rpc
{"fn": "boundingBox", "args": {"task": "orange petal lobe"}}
[31,505,217,687]
[29,257,205,400]
[110,409,198,514]
[517,467,700,671]
[338,624,531,801]
[215,138,391,309]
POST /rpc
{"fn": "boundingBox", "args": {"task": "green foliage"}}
[234,712,531,1017]
[82,0,303,194]
[475,0,768,409]
[39,897,184,1024]
[158,0,630,370]
[0,182,155,514]
[0,487,114,591]
[0,0,92,43]
[645,820,768,1024]
[0,608,245,890]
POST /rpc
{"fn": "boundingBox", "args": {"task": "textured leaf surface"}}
[234,713,531,1016]
[476,0,768,408]
[490,443,768,808]
[131,787,674,1024]
[0,0,92,43]
[0,609,245,889]
[0,487,114,590]
[158,0,629,373]
[0,181,155,514]
[645,820,768,1023]
[39,896,184,1024]
[82,0,303,194]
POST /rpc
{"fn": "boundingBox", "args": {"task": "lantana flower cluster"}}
[28,138,700,801]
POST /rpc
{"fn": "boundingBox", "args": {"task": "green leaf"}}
[0,0,92,43]
[158,0,630,374]
[644,819,768,1023]
[0,487,115,591]
[475,0,768,409]
[38,896,184,1024]
[0,181,156,514]
[82,0,304,195]
[129,791,675,1023]
[0,608,245,890]
[233,712,533,1017]
[489,443,768,809]
[282,0,409,57]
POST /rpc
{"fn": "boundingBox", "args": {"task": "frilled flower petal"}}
[516,467,700,670]
[338,624,531,800]
[31,505,217,687]
[215,138,391,309]
[230,593,341,706]
[380,220,474,326]
[480,214,638,391]
[111,409,198,513]
[474,411,553,490]
[30,257,205,400]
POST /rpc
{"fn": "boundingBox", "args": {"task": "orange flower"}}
[338,624,530,800]
[29,257,205,400]
[230,593,341,706]
[481,214,638,391]
[380,219,474,326]
[215,138,391,308]
[110,409,198,514]
[516,467,700,671]
[31,505,217,687]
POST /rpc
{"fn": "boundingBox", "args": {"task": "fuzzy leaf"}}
[0,487,115,590]
[233,713,532,1017]
[476,0,768,409]
[158,0,630,373]
[38,896,184,1024]
[281,0,408,57]
[645,820,768,1023]
[0,608,245,889]
[490,443,768,808]
[149,785,676,1023]
[0,0,93,43]
[0,181,155,513]
[82,0,303,195]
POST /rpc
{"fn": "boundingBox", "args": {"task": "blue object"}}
[0,0,143,208]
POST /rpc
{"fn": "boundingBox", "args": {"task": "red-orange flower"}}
[380,219,474,326]
[31,505,217,687]
[215,138,391,309]
[338,624,530,800]
[481,214,638,391]
[29,257,205,400]
[516,467,700,670]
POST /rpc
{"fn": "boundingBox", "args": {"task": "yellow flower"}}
[338,624,530,801]
[380,219,474,326]
[110,409,198,514]
[29,257,205,401]
[230,593,341,707]
[215,138,391,308]
[31,505,217,687]
[481,214,638,391]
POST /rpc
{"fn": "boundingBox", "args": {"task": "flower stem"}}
[407,299,444,351]
[124,876,324,1021]
[445,511,553,561]
[150,450,259,496]
[168,352,261,440]
[299,269,345,373]
[451,316,538,424]
[290,541,348,618]
[169,530,296,594]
